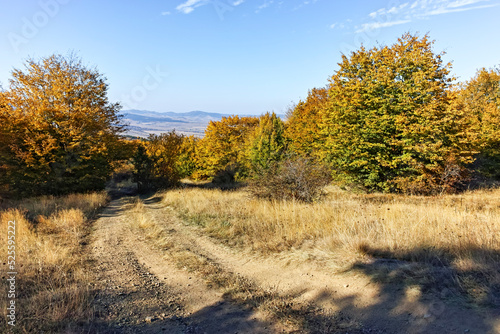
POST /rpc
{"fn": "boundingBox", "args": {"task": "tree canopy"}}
[285,87,328,159]
[321,33,473,194]
[0,54,125,197]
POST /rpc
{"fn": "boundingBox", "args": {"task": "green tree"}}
[177,135,199,179]
[321,33,473,194]
[0,54,124,197]
[244,112,286,176]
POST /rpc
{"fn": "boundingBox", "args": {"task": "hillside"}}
[120,110,239,137]
[120,110,286,138]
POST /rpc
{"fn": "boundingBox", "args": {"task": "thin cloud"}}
[356,0,498,32]
[368,0,497,20]
[161,11,171,15]
[356,20,411,33]
[176,0,245,14]
[426,3,498,15]
[330,22,346,30]
[176,0,208,14]
[257,1,273,11]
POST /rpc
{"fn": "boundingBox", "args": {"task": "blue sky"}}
[1,0,499,115]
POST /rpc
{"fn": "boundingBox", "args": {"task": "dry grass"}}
[0,192,108,333]
[128,197,348,332]
[130,199,174,250]
[162,185,500,305]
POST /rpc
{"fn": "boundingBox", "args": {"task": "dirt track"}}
[86,196,500,333]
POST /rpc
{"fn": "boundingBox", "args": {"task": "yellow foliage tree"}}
[454,67,500,179]
[132,132,184,192]
[285,87,328,159]
[195,115,259,180]
[0,54,124,197]
[321,33,474,194]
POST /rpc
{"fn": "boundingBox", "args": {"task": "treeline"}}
[1,33,499,199]
[136,33,500,195]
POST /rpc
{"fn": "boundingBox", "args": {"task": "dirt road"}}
[86,196,500,333]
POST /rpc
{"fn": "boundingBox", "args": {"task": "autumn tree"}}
[454,68,500,180]
[0,54,124,197]
[132,131,183,192]
[285,87,328,159]
[177,135,200,179]
[195,115,259,180]
[321,33,473,194]
[243,112,286,176]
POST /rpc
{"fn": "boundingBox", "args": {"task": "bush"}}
[212,163,237,185]
[249,157,331,202]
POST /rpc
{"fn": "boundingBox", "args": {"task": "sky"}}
[1,0,499,115]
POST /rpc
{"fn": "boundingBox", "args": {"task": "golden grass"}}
[130,199,174,250]
[129,197,345,332]
[0,192,108,333]
[162,185,500,305]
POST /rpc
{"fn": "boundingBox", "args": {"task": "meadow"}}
[163,184,500,306]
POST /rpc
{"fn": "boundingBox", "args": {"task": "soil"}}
[85,196,500,333]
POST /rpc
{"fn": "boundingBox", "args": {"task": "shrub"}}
[212,163,237,185]
[249,157,331,202]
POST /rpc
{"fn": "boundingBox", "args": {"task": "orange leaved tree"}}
[0,54,124,197]
[285,87,328,160]
[455,67,500,180]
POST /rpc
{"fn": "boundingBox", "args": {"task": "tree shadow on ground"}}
[330,245,500,333]
[180,180,247,191]
[80,293,362,334]
[80,296,276,334]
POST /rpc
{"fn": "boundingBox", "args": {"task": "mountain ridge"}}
[120,109,285,138]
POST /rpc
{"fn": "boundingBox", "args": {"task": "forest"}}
[1,33,499,199]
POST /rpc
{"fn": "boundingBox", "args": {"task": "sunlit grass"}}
[0,192,108,333]
[162,185,500,305]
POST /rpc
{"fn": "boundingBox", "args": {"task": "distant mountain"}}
[119,110,285,138]
[119,110,234,138]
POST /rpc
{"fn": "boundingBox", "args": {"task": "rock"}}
[145,316,154,323]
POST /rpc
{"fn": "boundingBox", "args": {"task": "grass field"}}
[162,184,500,306]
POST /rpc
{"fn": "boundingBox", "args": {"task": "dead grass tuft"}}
[0,192,108,333]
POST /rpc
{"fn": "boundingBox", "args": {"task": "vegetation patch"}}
[164,186,500,307]
[0,192,108,333]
